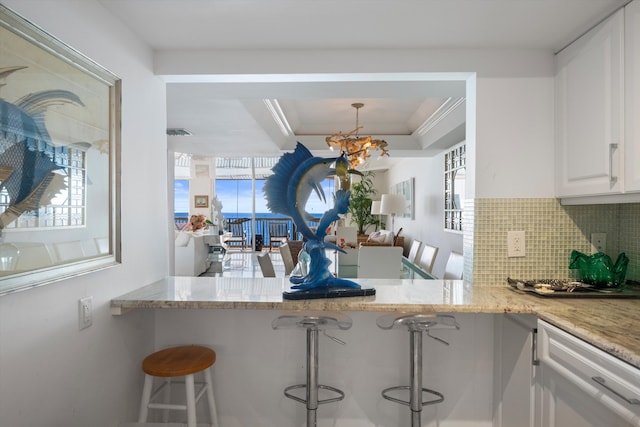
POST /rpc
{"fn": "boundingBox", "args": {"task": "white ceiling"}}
[99,0,629,166]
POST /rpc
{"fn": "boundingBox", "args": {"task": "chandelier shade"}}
[325,103,390,169]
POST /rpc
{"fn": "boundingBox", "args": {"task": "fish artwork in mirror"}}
[0,5,121,295]
[263,142,375,299]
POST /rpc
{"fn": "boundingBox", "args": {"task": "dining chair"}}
[357,246,403,279]
[407,239,422,264]
[443,251,464,279]
[279,242,296,276]
[13,242,55,271]
[268,221,289,251]
[418,243,439,274]
[257,251,276,277]
[53,240,86,263]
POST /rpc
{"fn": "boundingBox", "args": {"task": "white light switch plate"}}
[79,296,93,330]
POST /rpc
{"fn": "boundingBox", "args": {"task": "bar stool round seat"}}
[138,345,219,427]
[376,313,459,427]
[272,313,352,427]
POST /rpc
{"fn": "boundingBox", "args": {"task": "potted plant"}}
[347,171,382,236]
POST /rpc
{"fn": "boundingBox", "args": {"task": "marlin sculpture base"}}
[283,285,376,300]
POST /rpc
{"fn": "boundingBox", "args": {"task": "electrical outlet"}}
[591,233,607,254]
[507,231,526,257]
[78,296,93,330]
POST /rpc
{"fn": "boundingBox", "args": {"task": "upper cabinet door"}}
[626,0,640,192]
[555,9,624,198]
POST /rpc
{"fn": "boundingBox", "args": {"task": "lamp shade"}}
[370,200,381,215]
[380,194,407,215]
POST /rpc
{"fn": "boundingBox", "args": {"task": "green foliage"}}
[347,171,382,235]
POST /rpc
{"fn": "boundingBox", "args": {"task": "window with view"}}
[444,143,465,232]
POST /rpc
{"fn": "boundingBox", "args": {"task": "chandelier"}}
[325,102,389,169]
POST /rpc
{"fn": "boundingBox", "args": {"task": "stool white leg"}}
[204,368,219,427]
[185,373,197,427]
[163,378,172,422]
[138,374,153,422]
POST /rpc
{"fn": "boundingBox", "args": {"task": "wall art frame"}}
[0,4,121,295]
[194,195,209,208]
[392,177,415,220]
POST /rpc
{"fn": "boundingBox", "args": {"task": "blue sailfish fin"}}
[263,142,314,217]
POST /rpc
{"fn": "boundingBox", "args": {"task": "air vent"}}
[166,128,193,136]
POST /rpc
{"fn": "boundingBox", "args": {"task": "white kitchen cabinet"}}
[537,320,640,427]
[555,7,624,198]
[493,314,539,427]
[626,0,640,192]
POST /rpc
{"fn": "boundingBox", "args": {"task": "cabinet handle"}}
[609,143,618,184]
[531,328,539,366]
[592,376,640,405]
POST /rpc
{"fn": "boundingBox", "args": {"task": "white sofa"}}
[174,231,210,276]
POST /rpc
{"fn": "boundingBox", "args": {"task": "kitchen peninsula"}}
[111,276,640,368]
[112,277,640,426]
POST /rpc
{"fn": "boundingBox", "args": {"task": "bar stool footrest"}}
[381,385,444,407]
[284,384,346,406]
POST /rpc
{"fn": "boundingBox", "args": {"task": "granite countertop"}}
[110,276,640,369]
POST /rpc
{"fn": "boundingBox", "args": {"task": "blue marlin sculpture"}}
[263,142,362,291]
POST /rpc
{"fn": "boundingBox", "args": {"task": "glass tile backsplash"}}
[472,199,640,286]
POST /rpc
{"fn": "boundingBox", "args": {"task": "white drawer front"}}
[538,320,640,424]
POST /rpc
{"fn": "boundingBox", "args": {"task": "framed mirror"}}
[0,4,121,295]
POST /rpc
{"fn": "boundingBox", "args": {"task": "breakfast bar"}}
[111,276,640,369]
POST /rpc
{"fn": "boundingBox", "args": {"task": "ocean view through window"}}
[174,155,336,245]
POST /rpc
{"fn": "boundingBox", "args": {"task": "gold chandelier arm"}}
[325,103,389,169]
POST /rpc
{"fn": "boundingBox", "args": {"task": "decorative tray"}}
[507,278,640,298]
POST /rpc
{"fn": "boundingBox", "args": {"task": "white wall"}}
[475,77,555,198]
[0,1,167,426]
[384,153,464,279]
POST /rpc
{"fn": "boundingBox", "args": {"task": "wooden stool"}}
[138,345,219,427]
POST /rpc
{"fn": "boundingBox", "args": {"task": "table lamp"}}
[380,194,407,234]
[370,200,381,215]
[370,200,382,231]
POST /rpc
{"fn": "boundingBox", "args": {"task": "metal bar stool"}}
[272,313,352,427]
[376,314,460,427]
[138,345,219,427]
